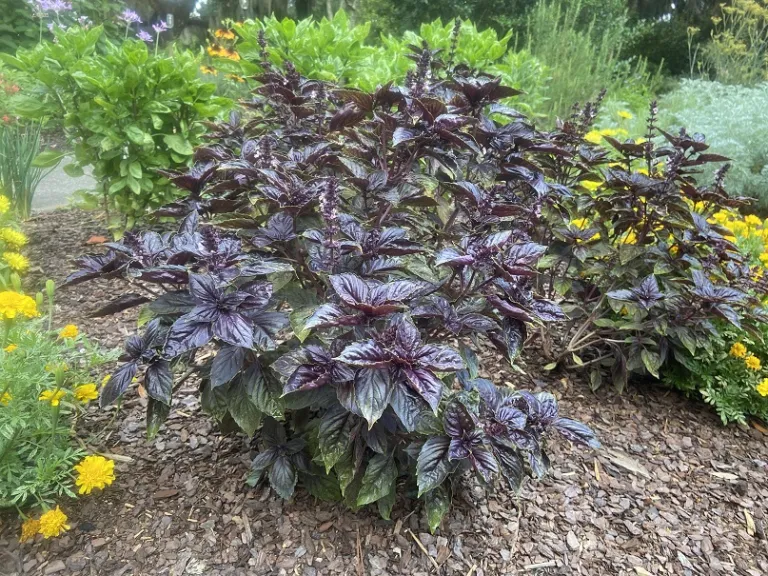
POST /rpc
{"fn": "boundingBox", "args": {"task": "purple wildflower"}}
[48,0,71,13]
[136,29,153,43]
[118,8,141,24]
[152,20,168,34]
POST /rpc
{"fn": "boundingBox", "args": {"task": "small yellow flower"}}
[582,180,601,192]
[225,73,245,83]
[618,110,633,120]
[221,48,240,61]
[74,455,116,495]
[74,383,98,403]
[101,374,111,388]
[571,218,589,230]
[214,28,236,40]
[4,343,16,352]
[2,252,29,273]
[38,506,70,538]
[0,228,28,250]
[39,389,66,407]
[199,65,217,75]
[59,324,78,339]
[730,342,748,358]
[745,214,762,227]
[757,378,768,397]
[206,45,221,57]
[0,391,11,406]
[669,245,679,256]
[745,354,761,371]
[0,291,38,319]
[584,130,602,144]
[617,229,638,245]
[19,518,40,542]
[0,195,9,214]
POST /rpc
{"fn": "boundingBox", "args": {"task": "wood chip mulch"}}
[1,209,767,576]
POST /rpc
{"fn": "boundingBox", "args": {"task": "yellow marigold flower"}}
[582,180,601,192]
[669,245,679,256]
[745,214,762,227]
[617,229,638,245]
[221,48,240,61]
[39,389,66,407]
[618,110,633,120]
[214,28,235,40]
[101,374,111,388]
[745,354,761,371]
[730,342,748,358]
[19,518,40,542]
[571,218,589,230]
[200,65,217,75]
[0,391,10,406]
[226,73,245,83]
[38,506,69,538]
[0,291,38,319]
[74,455,116,495]
[0,228,28,250]
[4,343,16,352]
[3,252,29,273]
[59,324,78,339]
[0,195,9,214]
[74,383,98,403]
[760,252,768,265]
[584,130,602,144]
[206,45,222,57]
[757,378,768,397]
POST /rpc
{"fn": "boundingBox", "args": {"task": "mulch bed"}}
[1,209,768,576]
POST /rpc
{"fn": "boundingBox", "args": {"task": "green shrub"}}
[664,325,768,424]
[524,0,662,120]
[706,0,768,85]
[536,102,768,396]
[2,25,230,231]
[658,79,768,210]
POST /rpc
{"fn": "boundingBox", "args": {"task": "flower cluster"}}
[0,291,38,319]
[20,455,115,541]
[729,341,767,392]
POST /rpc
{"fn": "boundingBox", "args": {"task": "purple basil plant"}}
[68,36,599,529]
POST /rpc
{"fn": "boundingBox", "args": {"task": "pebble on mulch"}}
[1,209,767,576]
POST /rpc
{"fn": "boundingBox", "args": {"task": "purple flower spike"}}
[119,8,141,24]
[137,29,153,43]
[48,0,72,13]
[152,20,168,34]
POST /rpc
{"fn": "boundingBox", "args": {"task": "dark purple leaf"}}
[443,400,476,438]
[416,436,452,496]
[213,312,254,348]
[402,367,444,413]
[530,299,566,322]
[355,368,393,428]
[471,444,499,483]
[336,341,390,368]
[211,345,246,388]
[305,304,363,330]
[89,293,150,318]
[269,455,297,499]
[165,317,213,357]
[418,345,464,372]
[100,361,138,407]
[329,273,370,306]
[149,291,196,315]
[145,360,173,404]
[553,418,600,449]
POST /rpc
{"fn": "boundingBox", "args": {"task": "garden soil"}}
[1,209,768,576]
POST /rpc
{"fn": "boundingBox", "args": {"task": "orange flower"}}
[214,28,235,40]
[226,73,245,83]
